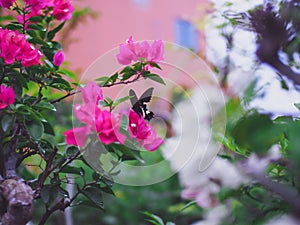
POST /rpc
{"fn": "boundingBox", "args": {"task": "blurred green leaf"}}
[81,185,104,210]
[25,119,44,140]
[1,114,16,132]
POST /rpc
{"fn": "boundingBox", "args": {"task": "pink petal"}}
[53,50,64,66]
[80,82,103,105]
[63,126,90,147]
[0,85,15,109]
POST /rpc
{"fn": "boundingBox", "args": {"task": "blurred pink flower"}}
[53,0,74,21]
[53,50,64,66]
[0,0,15,8]
[80,82,103,106]
[63,126,90,147]
[0,84,15,109]
[128,110,163,151]
[116,36,164,65]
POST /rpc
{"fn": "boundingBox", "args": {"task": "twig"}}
[35,147,58,195]
[32,85,44,106]
[50,74,142,104]
[50,90,80,104]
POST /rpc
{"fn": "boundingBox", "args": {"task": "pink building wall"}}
[65,0,211,76]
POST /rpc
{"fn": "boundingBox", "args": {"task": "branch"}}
[32,85,44,106]
[50,90,80,104]
[50,74,142,104]
[35,147,58,196]
[0,178,34,225]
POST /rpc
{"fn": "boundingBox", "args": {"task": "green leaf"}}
[112,95,131,109]
[43,122,55,135]
[47,22,65,41]
[27,23,45,31]
[25,119,44,140]
[81,186,104,209]
[50,77,72,91]
[142,212,165,225]
[1,114,16,132]
[120,114,129,131]
[294,103,300,111]
[96,76,110,86]
[35,101,56,111]
[0,15,14,22]
[179,200,197,212]
[60,165,84,175]
[166,222,175,225]
[29,16,43,22]
[110,72,118,83]
[66,146,79,158]
[149,61,162,70]
[58,69,79,82]
[143,73,165,85]
[231,112,282,153]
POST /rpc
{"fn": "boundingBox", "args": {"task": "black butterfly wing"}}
[129,88,155,120]
[139,88,154,120]
[139,87,154,103]
[129,89,143,117]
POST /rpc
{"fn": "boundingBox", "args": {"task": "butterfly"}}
[129,88,155,121]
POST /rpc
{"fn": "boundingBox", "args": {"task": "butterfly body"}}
[129,88,154,121]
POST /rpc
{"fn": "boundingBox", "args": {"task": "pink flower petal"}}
[0,85,15,109]
[80,82,103,105]
[53,50,64,66]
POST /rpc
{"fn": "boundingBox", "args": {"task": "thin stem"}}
[35,147,58,195]
[50,90,79,104]
[50,74,142,104]
[32,84,44,106]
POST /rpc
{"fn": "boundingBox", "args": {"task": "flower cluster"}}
[0,0,74,23]
[64,82,163,151]
[0,84,15,109]
[64,82,124,147]
[0,28,41,66]
[116,36,164,65]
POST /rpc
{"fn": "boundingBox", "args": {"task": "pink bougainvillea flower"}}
[116,36,164,65]
[21,46,42,66]
[142,129,164,151]
[63,126,90,147]
[0,84,15,109]
[23,0,48,14]
[128,110,163,151]
[53,50,64,66]
[148,40,164,63]
[0,0,15,8]
[95,110,126,145]
[64,82,126,146]
[0,28,41,66]
[80,82,103,106]
[53,0,74,21]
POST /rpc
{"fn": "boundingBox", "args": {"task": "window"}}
[175,18,199,52]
